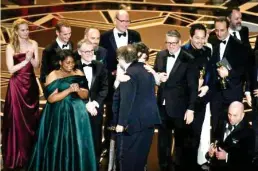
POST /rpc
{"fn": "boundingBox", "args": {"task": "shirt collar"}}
[168,48,181,59]
[124,62,131,71]
[114,28,128,36]
[81,58,91,65]
[56,37,68,49]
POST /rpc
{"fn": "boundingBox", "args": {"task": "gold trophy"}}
[216,58,231,90]
[199,66,205,80]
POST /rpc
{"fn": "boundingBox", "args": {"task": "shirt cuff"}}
[226,153,228,162]
[245,91,251,96]
[92,100,99,108]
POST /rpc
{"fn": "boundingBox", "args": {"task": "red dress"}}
[2,53,40,169]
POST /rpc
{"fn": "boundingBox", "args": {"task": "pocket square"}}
[232,138,239,144]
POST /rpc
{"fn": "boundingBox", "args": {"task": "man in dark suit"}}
[206,101,255,171]
[226,7,253,106]
[99,9,141,150]
[208,17,248,135]
[115,45,161,171]
[77,39,108,170]
[40,19,73,83]
[154,30,199,171]
[182,23,212,169]
[74,27,107,66]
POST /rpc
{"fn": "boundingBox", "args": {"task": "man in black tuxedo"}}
[207,101,255,171]
[227,7,253,106]
[77,39,108,170]
[182,23,212,169]
[115,45,161,171]
[208,17,248,135]
[154,30,198,171]
[99,10,141,150]
[40,19,73,83]
[74,27,107,66]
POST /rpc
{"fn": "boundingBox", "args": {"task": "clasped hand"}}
[69,83,79,92]
[217,66,229,78]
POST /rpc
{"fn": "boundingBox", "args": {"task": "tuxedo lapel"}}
[223,36,232,60]
[90,61,97,90]
[128,30,133,44]
[109,32,117,51]
[77,61,84,72]
[162,50,169,72]
[168,51,182,79]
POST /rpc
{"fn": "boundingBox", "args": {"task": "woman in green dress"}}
[28,50,96,171]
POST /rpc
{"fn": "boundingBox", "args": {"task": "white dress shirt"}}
[219,34,230,60]
[229,28,241,41]
[56,38,70,49]
[81,59,93,90]
[163,48,181,105]
[113,28,128,48]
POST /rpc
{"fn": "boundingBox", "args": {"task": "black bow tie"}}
[62,44,68,49]
[82,63,93,67]
[227,124,235,131]
[220,40,226,44]
[168,54,175,58]
[118,32,126,38]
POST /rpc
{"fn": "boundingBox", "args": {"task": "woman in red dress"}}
[2,18,40,171]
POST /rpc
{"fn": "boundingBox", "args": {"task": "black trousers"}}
[116,127,154,171]
[89,113,103,170]
[157,106,200,171]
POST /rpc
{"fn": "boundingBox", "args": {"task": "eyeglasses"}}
[116,17,131,23]
[165,41,179,46]
[80,49,94,54]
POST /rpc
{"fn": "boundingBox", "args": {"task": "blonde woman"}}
[2,18,40,170]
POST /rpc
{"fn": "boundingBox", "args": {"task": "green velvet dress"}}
[28,76,96,171]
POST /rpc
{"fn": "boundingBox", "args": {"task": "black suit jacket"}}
[207,36,248,102]
[118,62,161,134]
[154,49,198,118]
[207,119,255,171]
[74,46,107,67]
[208,26,251,48]
[40,41,73,83]
[78,60,108,110]
[99,29,141,72]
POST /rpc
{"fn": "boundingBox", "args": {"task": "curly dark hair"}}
[54,50,78,70]
[133,42,150,61]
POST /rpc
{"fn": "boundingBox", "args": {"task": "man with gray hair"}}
[154,30,198,171]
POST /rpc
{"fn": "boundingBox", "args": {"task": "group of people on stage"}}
[1,7,258,171]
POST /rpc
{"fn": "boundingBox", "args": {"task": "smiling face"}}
[59,56,75,72]
[190,29,206,49]
[78,42,94,63]
[16,23,29,40]
[56,26,72,44]
[166,35,181,54]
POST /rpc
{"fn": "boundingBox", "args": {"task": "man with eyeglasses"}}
[40,19,73,84]
[77,39,108,170]
[99,9,141,153]
[74,27,107,66]
[153,30,199,171]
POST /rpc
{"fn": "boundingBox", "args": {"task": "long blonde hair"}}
[10,18,29,53]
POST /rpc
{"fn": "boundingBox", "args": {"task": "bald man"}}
[207,101,255,171]
[99,10,141,151]
[74,27,107,66]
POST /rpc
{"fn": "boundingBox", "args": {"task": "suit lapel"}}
[109,32,117,51]
[128,30,133,44]
[223,36,232,60]
[90,61,97,90]
[168,51,182,78]
[77,61,84,72]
